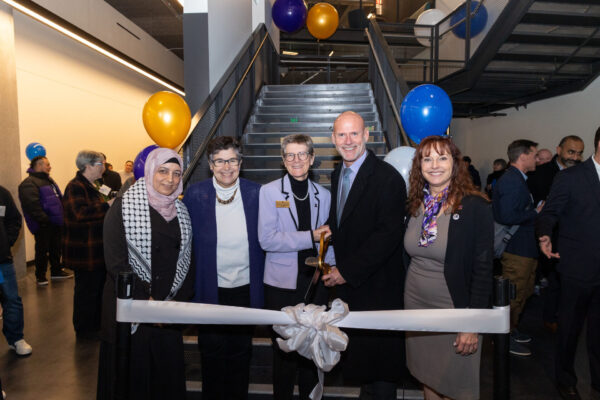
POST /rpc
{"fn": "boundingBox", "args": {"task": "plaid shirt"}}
[62,172,109,271]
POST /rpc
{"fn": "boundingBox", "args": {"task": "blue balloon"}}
[450,1,488,38]
[133,145,159,180]
[400,84,452,144]
[272,0,307,33]
[25,142,46,160]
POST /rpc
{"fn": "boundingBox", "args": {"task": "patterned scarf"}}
[122,178,192,300]
[418,184,449,247]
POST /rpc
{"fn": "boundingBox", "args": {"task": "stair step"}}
[246,122,380,133]
[186,381,424,399]
[263,90,372,98]
[251,112,377,123]
[243,142,387,155]
[243,132,386,143]
[259,97,374,106]
[265,83,371,92]
[257,104,376,114]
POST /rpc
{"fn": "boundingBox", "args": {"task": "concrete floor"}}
[0,266,595,399]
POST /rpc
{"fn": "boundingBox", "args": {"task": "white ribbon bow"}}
[273,299,350,400]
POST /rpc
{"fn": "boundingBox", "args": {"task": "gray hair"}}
[75,150,103,172]
[280,134,314,157]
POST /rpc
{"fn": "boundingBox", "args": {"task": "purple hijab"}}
[143,148,183,222]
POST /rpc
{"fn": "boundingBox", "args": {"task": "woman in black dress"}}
[97,147,193,400]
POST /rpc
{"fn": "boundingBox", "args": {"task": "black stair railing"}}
[366,20,411,149]
[181,23,279,187]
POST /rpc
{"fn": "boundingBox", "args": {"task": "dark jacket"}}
[405,195,494,309]
[467,165,481,188]
[101,198,194,343]
[99,169,122,192]
[528,156,561,204]
[492,166,538,258]
[18,170,63,234]
[62,171,109,271]
[536,158,600,286]
[0,186,22,264]
[329,150,406,383]
[183,178,265,308]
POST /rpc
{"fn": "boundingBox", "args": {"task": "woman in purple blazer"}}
[258,134,334,400]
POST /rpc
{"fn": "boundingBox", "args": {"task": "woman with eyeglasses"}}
[62,150,113,339]
[183,136,264,400]
[97,148,193,400]
[257,134,335,400]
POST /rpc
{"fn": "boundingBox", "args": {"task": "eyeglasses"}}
[283,152,311,162]
[211,158,241,167]
[93,162,105,166]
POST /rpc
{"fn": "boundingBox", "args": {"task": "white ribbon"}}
[116,298,509,400]
[273,299,350,400]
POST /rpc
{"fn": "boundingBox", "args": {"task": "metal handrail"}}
[182,30,271,185]
[365,27,410,147]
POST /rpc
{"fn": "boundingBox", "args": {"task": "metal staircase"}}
[240,83,387,187]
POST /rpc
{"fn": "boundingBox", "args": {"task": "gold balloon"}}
[142,91,191,149]
[306,3,339,40]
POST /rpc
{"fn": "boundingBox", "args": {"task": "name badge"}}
[98,184,112,196]
[276,201,290,208]
[0,205,5,217]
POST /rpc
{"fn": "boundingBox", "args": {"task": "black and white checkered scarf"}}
[122,178,192,300]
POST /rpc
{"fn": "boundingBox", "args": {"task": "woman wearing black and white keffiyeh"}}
[97,147,193,400]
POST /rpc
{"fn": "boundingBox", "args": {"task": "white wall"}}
[207,0,252,91]
[14,13,162,261]
[32,0,184,86]
[451,77,600,183]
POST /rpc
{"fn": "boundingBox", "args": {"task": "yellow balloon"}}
[142,91,191,149]
[306,3,339,40]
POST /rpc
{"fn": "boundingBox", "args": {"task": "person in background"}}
[183,136,264,400]
[118,160,134,183]
[62,150,112,339]
[0,185,33,356]
[462,156,481,190]
[536,128,600,400]
[258,134,333,400]
[97,148,193,400]
[528,135,585,334]
[404,136,493,400]
[536,149,553,166]
[97,153,122,194]
[485,159,507,198]
[493,140,542,357]
[18,156,72,286]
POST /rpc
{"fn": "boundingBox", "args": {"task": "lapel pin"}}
[452,213,460,220]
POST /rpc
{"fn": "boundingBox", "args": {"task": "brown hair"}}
[407,136,488,216]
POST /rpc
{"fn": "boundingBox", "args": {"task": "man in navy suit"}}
[536,128,600,400]
[493,139,543,357]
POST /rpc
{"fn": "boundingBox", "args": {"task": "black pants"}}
[556,277,600,390]
[198,285,254,400]
[34,225,62,279]
[542,264,560,324]
[73,268,106,334]
[264,275,328,400]
[358,381,398,400]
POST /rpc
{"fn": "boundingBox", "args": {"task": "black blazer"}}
[536,157,600,286]
[328,150,407,383]
[528,156,560,204]
[405,195,494,309]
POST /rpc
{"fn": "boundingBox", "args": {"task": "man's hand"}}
[322,266,346,287]
[313,225,331,241]
[539,235,560,259]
